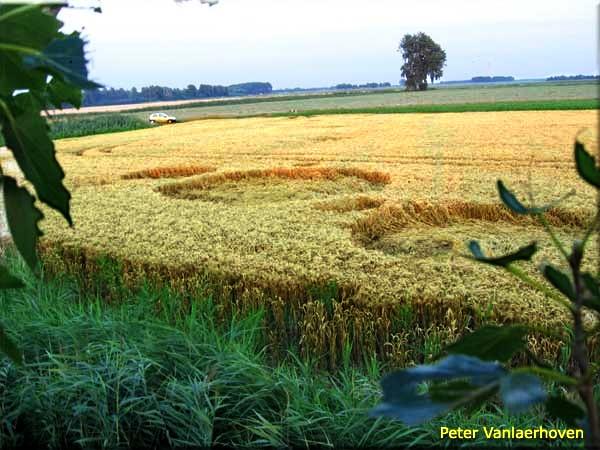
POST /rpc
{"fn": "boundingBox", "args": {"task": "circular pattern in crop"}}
[351,200,592,243]
[350,200,594,259]
[122,165,217,180]
[313,195,385,213]
[158,166,391,205]
[44,111,598,361]
[362,233,455,258]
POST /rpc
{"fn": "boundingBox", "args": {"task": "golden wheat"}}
[33,110,599,366]
[314,195,386,213]
[351,201,593,241]
[122,165,216,180]
[159,166,390,196]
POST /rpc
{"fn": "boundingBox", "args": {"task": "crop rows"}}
[31,110,599,366]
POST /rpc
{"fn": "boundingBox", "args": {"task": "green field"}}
[268,99,598,117]
[49,114,152,139]
[39,82,598,142]
[0,114,151,147]
[125,82,597,121]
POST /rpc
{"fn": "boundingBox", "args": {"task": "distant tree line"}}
[546,74,600,81]
[441,76,515,85]
[471,76,515,83]
[82,82,273,106]
[274,82,393,94]
[226,82,273,96]
[334,82,392,90]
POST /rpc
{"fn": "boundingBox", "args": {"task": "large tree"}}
[398,32,446,91]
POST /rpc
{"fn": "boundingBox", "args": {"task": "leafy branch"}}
[0,3,100,362]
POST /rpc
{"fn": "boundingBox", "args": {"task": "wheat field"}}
[17,110,598,365]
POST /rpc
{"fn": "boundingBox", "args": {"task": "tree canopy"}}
[398,33,446,91]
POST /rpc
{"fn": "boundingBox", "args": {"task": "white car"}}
[149,112,177,124]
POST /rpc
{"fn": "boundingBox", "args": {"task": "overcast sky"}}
[59,0,598,90]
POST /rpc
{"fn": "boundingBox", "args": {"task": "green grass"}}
[0,83,595,147]
[48,114,152,139]
[12,83,590,144]
[264,99,599,118]
[124,82,597,122]
[0,113,151,146]
[0,251,585,449]
[119,88,404,113]
[99,80,599,115]
[0,114,151,147]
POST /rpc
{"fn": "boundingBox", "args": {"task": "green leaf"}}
[514,366,577,386]
[496,180,559,215]
[30,34,100,90]
[546,395,585,426]
[47,76,82,109]
[582,272,600,297]
[370,355,506,425]
[581,272,600,313]
[0,51,46,97]
[468,241,537,267]
[0,323,22,365]
[499,373,546,413]
[445,325,529,363]
[574,140,600,188]
[497,180,530,214]
[429,379,499,415]
[0,93,72,225]
[0,4,60,96]
[0,6,99,100]
[542,265,576,301]
[428,380,475,402]
[0,264,24,289]
[0,5,60,48]
[3,176,44,271]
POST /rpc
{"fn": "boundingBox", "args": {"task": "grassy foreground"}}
[0,252,581,449]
